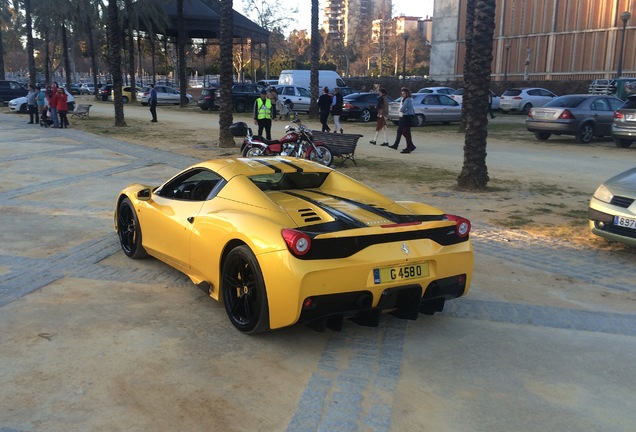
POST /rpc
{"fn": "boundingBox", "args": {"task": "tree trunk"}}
[457,0,496,190]
[25,0,36,85]
[107,0,126,127]
[61,26,72,89]
[177,0,188,107]
[308,0,319,118]
[0,29,5,80]
[126,0,136,102]
[458,0,476,133]
[218,0,235,147]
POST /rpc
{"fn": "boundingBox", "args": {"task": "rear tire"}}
[614,138,633,148]
[522,103,532,115]
[235,100,247,113]
[576,123,594,144]
[222,246,270,334]
[534,132,551,141]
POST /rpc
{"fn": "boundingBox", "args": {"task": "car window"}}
[527,89,541,96]
[439,95,458,106]
[249,172,329,191]
[282,87,295,96]
[157,169,223,201]
[423,95,438,105]
[609,98,625,110]
[502,89,522,96]
[591,98,610,111]
[540,89,555,97]
[298,87,311,97]
[545,96,586,108]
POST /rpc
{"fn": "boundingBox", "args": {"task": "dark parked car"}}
[197,87,218,110]
[612,95,636,148]
[213,84,264,112]
[0,80,27,105]
[98,84,113,101]
[526,94,623,143]
[341,92,392,123]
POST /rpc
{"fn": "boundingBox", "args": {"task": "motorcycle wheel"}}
[243,146,266,157]
[309,146,333,167]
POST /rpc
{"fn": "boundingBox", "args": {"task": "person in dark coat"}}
[149,84,158,122]
[317,87,332,132]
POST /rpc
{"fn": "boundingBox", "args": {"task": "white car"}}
[388,93,462,126]
[80,83,95,95]
[415,86,456,95]
[139,85,192,105]
[274,85,311,112]
[450,88,501,110]
[9,89,75,114]
[499,87,557,114]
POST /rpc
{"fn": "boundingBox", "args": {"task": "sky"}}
[235,0,435,34]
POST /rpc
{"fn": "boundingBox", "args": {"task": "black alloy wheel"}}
[117,197,148,259]
[222,246,270,334]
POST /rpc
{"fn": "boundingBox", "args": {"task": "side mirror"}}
[137,188,151,201]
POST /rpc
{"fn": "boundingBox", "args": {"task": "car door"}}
[419,94,443,122]
[592,97,622,136]
[139,169,218,271]
[295,87,312,111]
[437,94,462,122]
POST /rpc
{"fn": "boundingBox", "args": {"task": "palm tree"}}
[107,0,126,126]
[177,0,187,107]
[308,0,319,117]
[457,0,496,190]
[218,0,234,147]
[23,0,36,84]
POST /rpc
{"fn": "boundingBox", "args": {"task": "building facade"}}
[430,0,635,81]
[323,0,393,45]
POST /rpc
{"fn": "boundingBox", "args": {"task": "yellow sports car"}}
[114,157,474,333]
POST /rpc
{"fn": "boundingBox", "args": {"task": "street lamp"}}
[504,43,510,81]
[402,32,409,82]
[617,11,631,78]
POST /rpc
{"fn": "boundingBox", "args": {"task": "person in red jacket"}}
[56,88,69,128]
[47,87,60,129]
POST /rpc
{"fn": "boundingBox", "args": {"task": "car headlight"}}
[593,184,614,203]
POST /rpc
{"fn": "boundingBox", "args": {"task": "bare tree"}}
[457,0,496,190]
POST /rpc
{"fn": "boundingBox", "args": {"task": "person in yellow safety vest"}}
[253,90,273,140]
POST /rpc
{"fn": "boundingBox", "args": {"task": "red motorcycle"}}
[240,118,333,166]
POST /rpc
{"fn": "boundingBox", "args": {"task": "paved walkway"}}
[1,111,635,432]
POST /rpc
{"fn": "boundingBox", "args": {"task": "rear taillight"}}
[558,109,575,119]
[343,103,354,109]
[282,229,311,256]
[445,214,471,238]
[615,111,624,119]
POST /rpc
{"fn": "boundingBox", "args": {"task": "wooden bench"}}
[70,104,92,119]
[311,130,363,166]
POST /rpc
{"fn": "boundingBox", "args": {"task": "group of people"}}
[26,82,70,129]
[370,86,417,154]
[252,85,417,154]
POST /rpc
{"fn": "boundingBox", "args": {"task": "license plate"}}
[614,215,636,229]
[373,263,429,284]
[626,114,636,121]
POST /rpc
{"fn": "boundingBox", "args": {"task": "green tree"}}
[457,0,496,190]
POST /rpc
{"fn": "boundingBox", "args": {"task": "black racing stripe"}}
[283,191,367,229]
[254,159,282,172]
[277,159,305,172]
[305,190,445,223]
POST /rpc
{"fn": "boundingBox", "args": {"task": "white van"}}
[278,70,346,91]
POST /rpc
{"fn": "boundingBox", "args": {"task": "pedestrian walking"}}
[331,87,344,133]
[370,88,389,146]
[388,87,416,153]
[253,89,273,140]
[149,84,158,122]
[56,88,69,128]
[318,87,332,132]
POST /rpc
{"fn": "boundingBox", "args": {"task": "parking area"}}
[1,110,635,432]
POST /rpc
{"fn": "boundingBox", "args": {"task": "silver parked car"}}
[274,85,311,112]
[612,95,636,148]
[140,85,192,105]
[588,167,636,247]
[500,87,557,114]
[388,93,462,126]
[526,94,623,143]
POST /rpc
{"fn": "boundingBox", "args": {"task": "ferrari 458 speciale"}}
[115,157,473,333]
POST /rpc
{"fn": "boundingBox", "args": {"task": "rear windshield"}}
[544,96,587,108]
[502,89,522,96]
[621,97,636,109]
[250,172,329,191]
